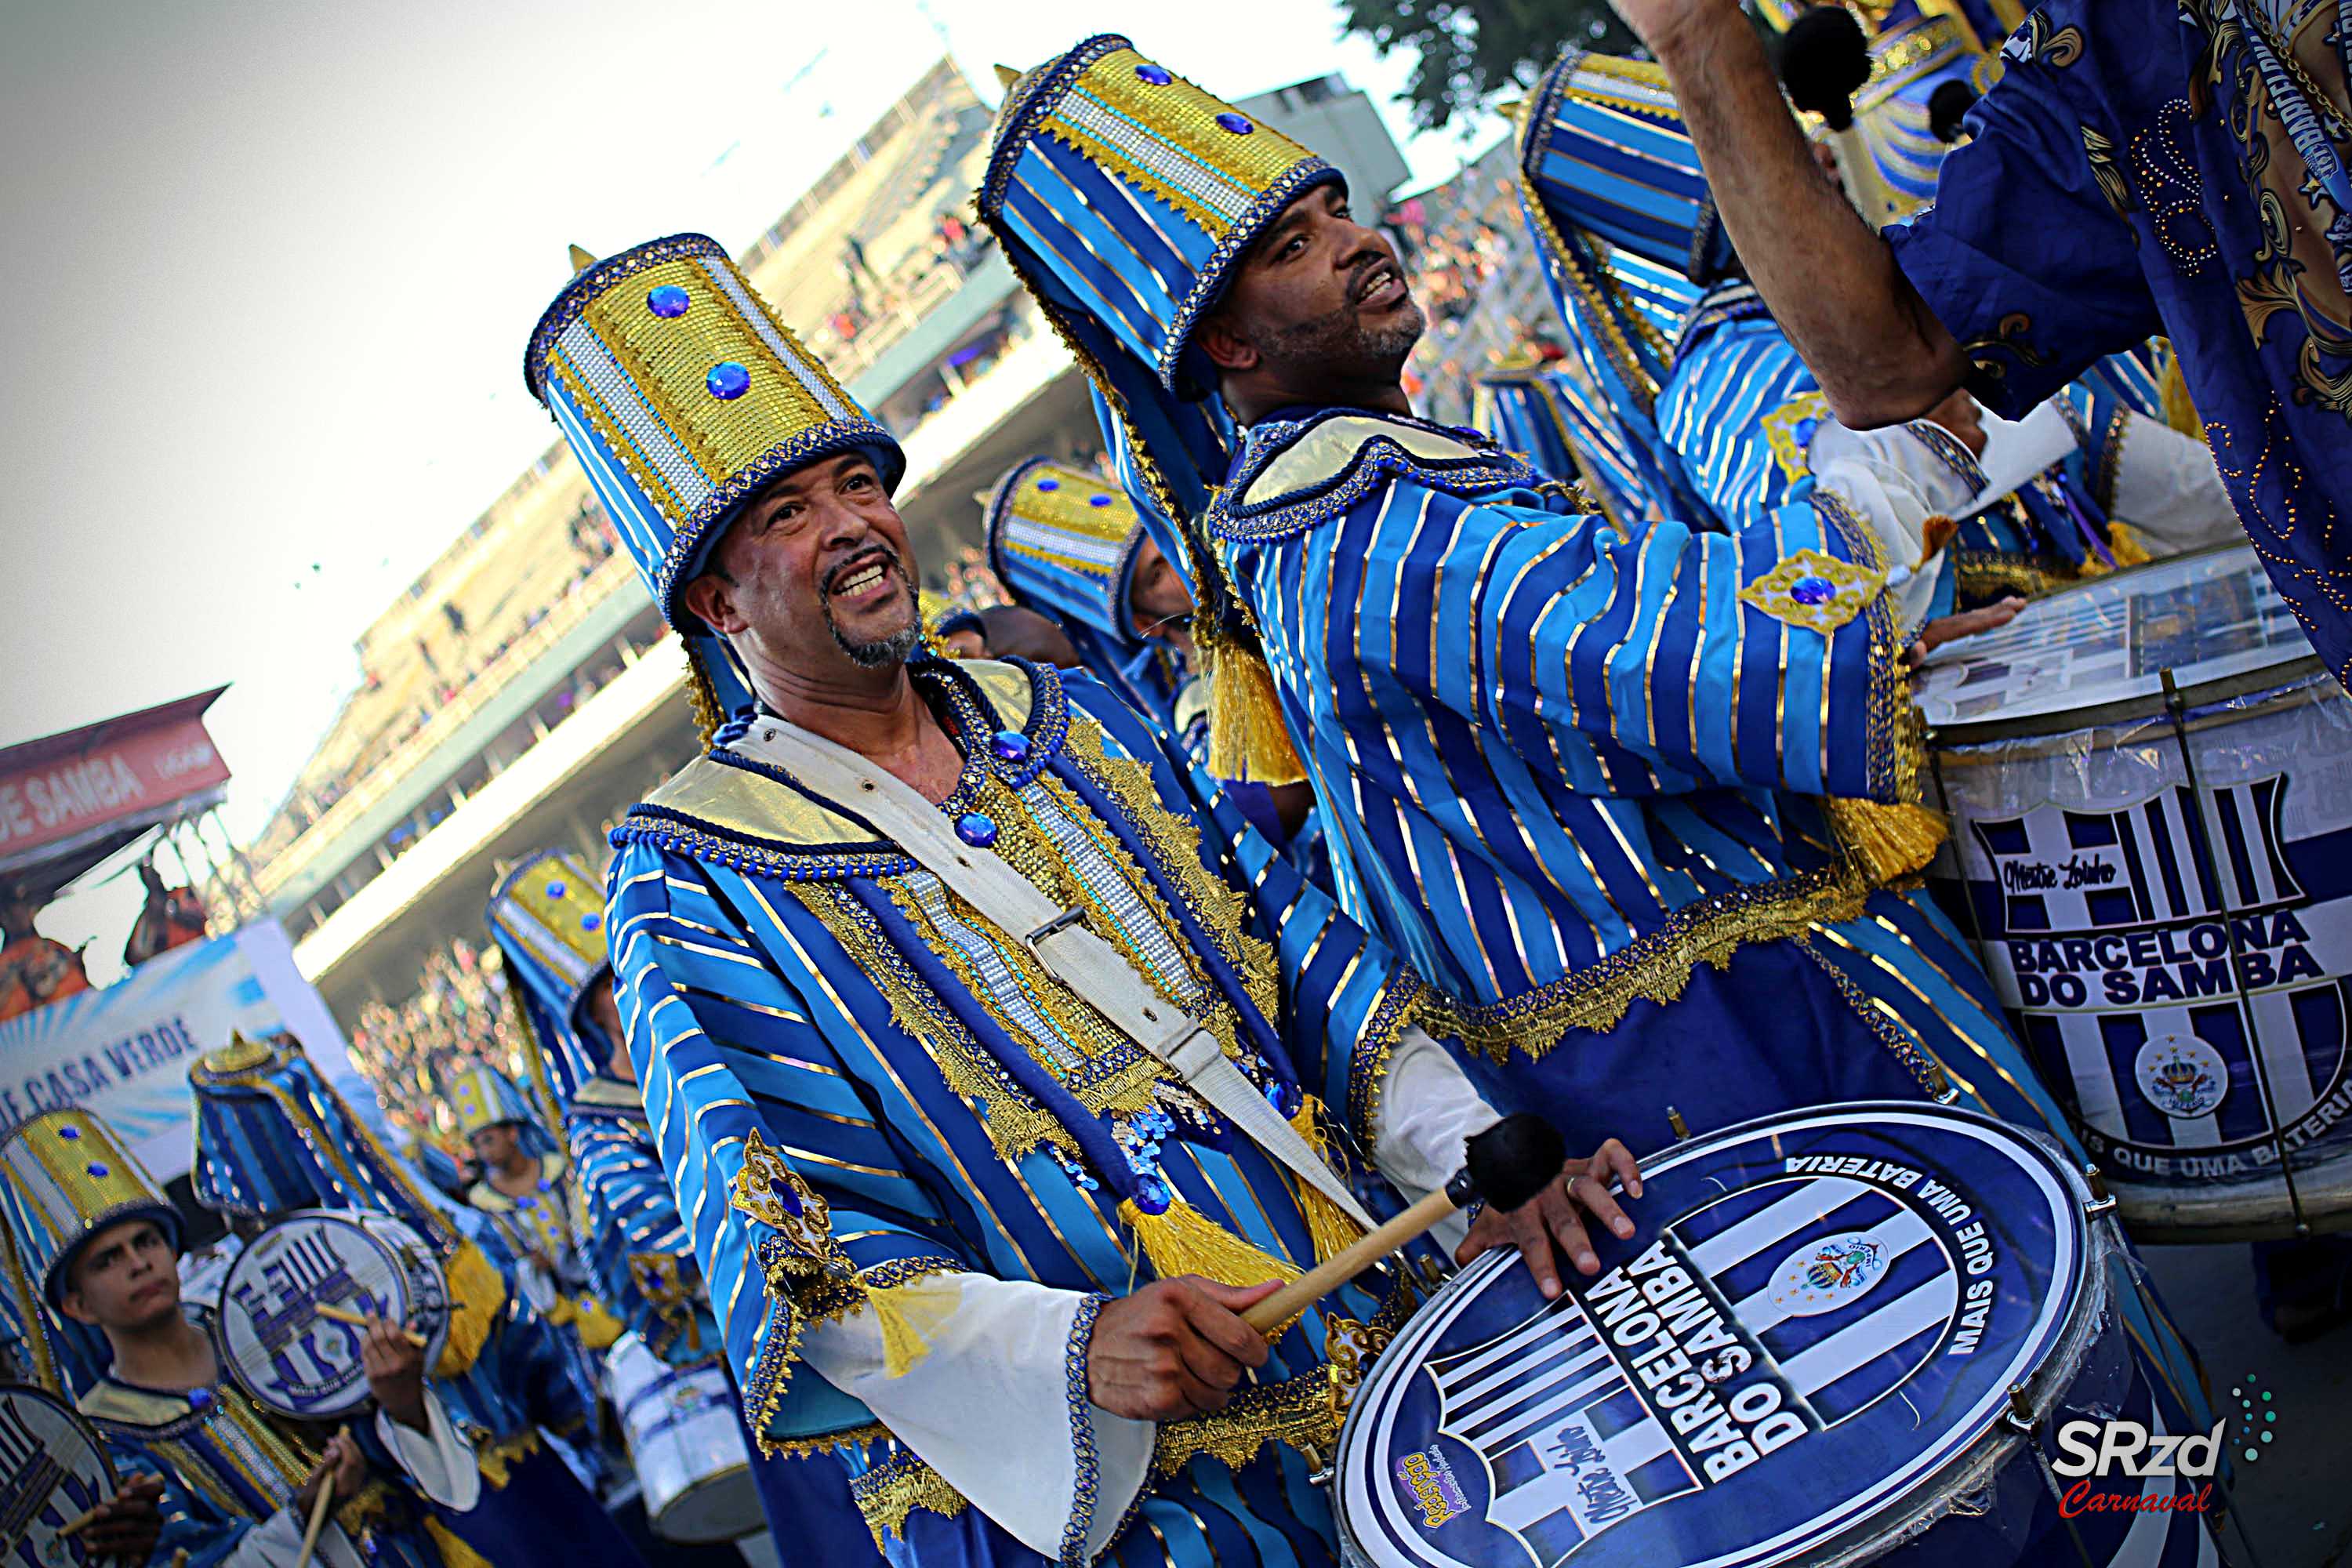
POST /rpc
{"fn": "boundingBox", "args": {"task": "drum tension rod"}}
[2002,1382,2038,1433]
[2082,1166,2118,1218]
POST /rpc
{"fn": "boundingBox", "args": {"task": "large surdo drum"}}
[0,1383,113,1567]
[1917,544,2351,1239]
[1334,1105,2220,1567]
[214,1211,452,1421]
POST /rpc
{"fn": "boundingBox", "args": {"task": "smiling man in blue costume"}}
[524,230,1640,1567]
[186,1033,650,1568]
[1596,0,2352,693]
[487,848,884,1566]
[0,1107,482,1568]
[1516,35,2240,621]
[981,31,2214,1437]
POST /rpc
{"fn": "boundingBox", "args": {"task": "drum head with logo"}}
[215,1214,411,1421]
[1336,1105,2089,1568]
[0,1382,115,1561]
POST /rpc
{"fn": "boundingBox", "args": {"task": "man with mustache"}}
[527,234,1638,1566]
[983,31,2205,1423]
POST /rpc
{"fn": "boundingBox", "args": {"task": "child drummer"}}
[0,1107,479,1567]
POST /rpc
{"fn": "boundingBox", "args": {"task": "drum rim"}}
[213,1213,410,1420]
[314,1208,456,1370]
[1928,658,2335,754]
[644,1462,761,1544]
[0,1378,117,1517]
[1917,542,2322,744]
[1333,1102,2095,1568]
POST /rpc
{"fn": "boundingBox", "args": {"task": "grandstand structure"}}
[235,60,1409,1028]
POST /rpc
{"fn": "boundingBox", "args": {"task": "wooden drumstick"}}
[53,1505,101,1537]
[1243,1115,1567,1332]
[313,1304,426,1347]
[294,1428,346,1568]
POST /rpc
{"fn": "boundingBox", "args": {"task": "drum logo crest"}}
[2133,1034,2229,1120]
[1394,1446,1468,1528]
[1768,1232,1891,1317]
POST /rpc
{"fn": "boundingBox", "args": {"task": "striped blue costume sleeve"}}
[606,844,967,1449]
[1214,417,1911,808]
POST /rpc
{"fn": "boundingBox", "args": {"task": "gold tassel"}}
[425,1518,495,1568]
[2156,340,2201,438]
[2107,521,2152,568]
[862,1276,962,1378]
[1825,798,1948,885]
[433,1240,508,1380]
[1287,1098,1366,1266]
[1119,1196,1304,1294]
[684,645,727,750]
[1205,641,1306,786]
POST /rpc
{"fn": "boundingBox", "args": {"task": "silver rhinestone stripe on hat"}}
[554,321,713,512]
[1056,93,1258,224]
[696,260,860,425]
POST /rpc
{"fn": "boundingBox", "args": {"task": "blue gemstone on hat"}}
[990,729,1031,764]
[955,812,999,848]
[187,1387,212,1410]
[1134,63,1171,85]
[56,1126,78,1141]
[580,913,601,931]
[707,361,751,400]
[518,1196,535,1209]
[1789,575,1837,606]
[86,1163,108,1178]
[545,880,566,899]
[1087,494,1112,507]
[1036,477,1059,492]
[646,285,690,318]
[1216,112,1254,134]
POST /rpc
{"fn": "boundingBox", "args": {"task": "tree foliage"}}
[1341,0,1642,131]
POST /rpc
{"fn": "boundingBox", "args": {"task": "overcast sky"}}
[0,0,1501,967]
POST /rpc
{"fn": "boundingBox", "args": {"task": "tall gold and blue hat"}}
[984,36,1314,781]
[486,850,611,1106]
[0,1110,180,1306]
[446,1065,544,1142]
[524,236,904,734]
[187,1033,452,1243]
[1513,53,1719,521]
[985,458,1154,652]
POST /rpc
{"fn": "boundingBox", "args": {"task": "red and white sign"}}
[0,690,230,873]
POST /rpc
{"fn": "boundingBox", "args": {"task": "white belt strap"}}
[737,717,1377,1230]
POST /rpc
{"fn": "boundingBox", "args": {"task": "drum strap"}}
[735,716,1379,1231]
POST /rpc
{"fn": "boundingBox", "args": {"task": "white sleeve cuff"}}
[1370,1026,1501,1254]
[372,1387,481,1512]
[233,1506,361,1568]
[801,1272,1156,1563]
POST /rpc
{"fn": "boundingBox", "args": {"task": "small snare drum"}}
[0,1382,114,1567]
[1918,543,2352,1239]
[214,1212,442,1421]
[1334,1104,2219,1567]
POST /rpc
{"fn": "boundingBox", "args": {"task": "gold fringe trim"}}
[1120,1196,1302,1295]
[1152,1368,1338,1478]
[474,1428,543,1490]
[1824,798,1948,884]
[2107,521,2153,568]
[434,1241,507,1380]
[2157,339,2201,438]
[765,1421,892,1460]
[851,1453,969,1548]
[1288,1098,1366,1266]
[424,1518,495,1568]
[1204,637,1306,785]
[1421,865,1882,1058]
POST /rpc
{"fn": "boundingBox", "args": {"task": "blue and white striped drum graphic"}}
[215,1213,416,1421]
[1919,544,2352,1239]
[1334,1105,2220,1567]
[0,1384,112,1568]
